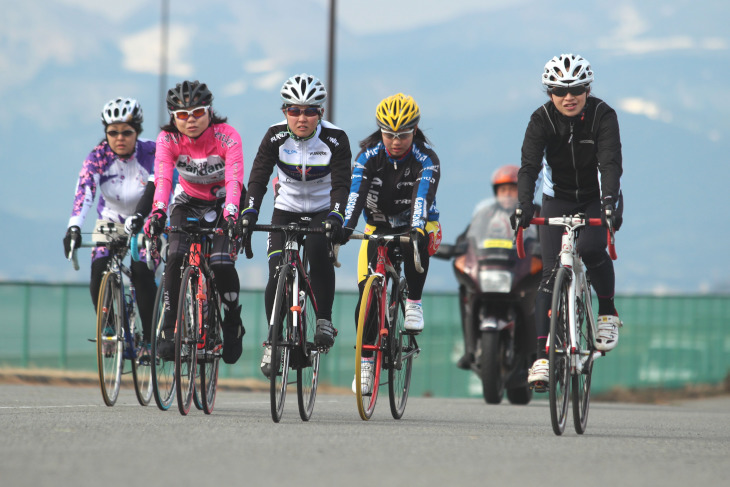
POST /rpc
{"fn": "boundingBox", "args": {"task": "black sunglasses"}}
[549,85,589,97]
[106,130,136,138]
[284,106,321,117]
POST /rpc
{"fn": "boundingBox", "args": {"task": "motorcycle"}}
[436,198,542,404]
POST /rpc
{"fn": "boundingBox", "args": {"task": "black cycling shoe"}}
[157,329,176,361]
[456,353,472,370]
[314,319,337,348]
[222,305,244,364]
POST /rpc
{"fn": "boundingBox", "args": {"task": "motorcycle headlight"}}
[478,270,512,293]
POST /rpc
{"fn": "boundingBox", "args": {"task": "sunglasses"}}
[381,128,415,140]
[171,106,210,120]
[284,106,321,117]
[106,130,136,138]
[549,85,589,97]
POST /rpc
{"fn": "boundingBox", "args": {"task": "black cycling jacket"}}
[518,96,622,206]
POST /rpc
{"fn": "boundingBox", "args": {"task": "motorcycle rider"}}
[452,165,540,370]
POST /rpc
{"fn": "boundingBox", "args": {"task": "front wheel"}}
[130,293,152,407]
[200,283,221,415]
[296,283,319,421]
[572,279,593,434]
[388,277,413,419]
[549,267,571,436]
[151,277,175,410]
[270,265,292,423]
[175,266,199,416]
[96,272,124,406]
[355,275,383,421]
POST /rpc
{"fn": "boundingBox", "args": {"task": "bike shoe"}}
[596,315,622,351]
[528,358,549,392]
[404,302,424,334]
[157,329,176,362]
[351,357,375,395]
[260,345,272,379]
[314,319,337,348]
[222,305,245,364]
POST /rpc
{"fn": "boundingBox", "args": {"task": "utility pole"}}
[158,0,169,127]
[326,0,336,123]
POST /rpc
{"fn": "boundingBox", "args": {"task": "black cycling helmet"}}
[166,80,214,110]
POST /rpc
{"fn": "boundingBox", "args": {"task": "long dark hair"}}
[356,127,432,158]
[160,108,228,133]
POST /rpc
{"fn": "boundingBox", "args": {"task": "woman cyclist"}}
[238,73,352,378]
[340,93,442,393]
[63,97,158,347]
[144,80,245,365]
[511,54,624,389]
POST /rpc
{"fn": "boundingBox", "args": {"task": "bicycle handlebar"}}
[348,233,424,273]
[240,222,329,260]
[515,216,616,260]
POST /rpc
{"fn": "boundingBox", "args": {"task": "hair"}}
[160,108,228,133]
[356,127,431,158]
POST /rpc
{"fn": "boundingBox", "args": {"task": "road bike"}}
[349,231,423,420]
[242,218,332,423]
[516,214,617,435]
[167,219,228,415]
[68,222,153,407]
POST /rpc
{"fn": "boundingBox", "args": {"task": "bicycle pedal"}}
[531,381,548,393]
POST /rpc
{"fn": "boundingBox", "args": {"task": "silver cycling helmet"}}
[280,73,327,106]
[542,54,594,87]
[101,97,144,126]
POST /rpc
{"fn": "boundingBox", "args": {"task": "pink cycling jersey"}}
[152,123,244,218]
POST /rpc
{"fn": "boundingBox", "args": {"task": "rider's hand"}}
[510,203,534,230]
[144,209,167,238]
[601,195,622,231]
[237,208,258,255]
[410,227,428,255]
[324,212,344,244]
[63,226,81,258]
[124,213,144,235]
[225,215,238,240]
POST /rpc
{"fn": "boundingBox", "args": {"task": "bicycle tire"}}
[572,279,593,434]
[296,282,319,421]
[270,265,292,422]
[549,267,571,436]
[200,282,221,415]
[151,278,176,410]
[175,266,199,415]
[130,291,153,407]
[355,275,383,420]
[388,276,413,419]
[96,271,124,407]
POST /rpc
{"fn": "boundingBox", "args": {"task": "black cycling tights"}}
[264,209,335,323]
[90,255,157,342]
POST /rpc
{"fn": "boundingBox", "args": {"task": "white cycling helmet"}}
[101,97,144,125]
[280,73,327,107]
[542,54,594,87]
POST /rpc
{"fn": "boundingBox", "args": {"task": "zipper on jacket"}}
[570,122,579,200]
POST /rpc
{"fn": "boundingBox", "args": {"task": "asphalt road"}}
[1,384,728,487]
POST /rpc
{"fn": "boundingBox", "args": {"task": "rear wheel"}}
[572,280,593,434]
[388,277,413,420]
[270,265,292,423]
[175,266,199,416]
[296,283,319,421]
[200,284,221,415]
[96,272,123,406]
[549,267,571,436]
[151,277,175,410]
[355,275,383,421]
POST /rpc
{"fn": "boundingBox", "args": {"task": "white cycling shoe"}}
[260,345,272,378]
[596,315,622,351]
[352,358,374,395]
[528,359,549,391]
[404,302,424,333]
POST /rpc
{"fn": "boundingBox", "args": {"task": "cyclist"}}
[511,54,624,389]
[238,73,352,377]
[451,165,540,370]
[339,93,441,393]
[63,97,158,346]
[144,80,246,365]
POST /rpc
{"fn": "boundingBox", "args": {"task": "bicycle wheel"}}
[296,282,319,421]
[572,279,594,434]
[270,265,292,422]
[388,277,413,420]
[151,278,176,410]
[96,272,124,406]
[549,267,571,436]
[200,285,221,415]
[130,291,153,407]
[355,275,383,421]
[175,266,199,415]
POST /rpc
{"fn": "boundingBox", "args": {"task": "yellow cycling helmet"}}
[375,93,420,131]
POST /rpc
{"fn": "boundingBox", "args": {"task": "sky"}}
[1,0,729,295]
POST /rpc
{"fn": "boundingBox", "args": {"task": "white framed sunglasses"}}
[171,105,210,120]
[381,128,415,140]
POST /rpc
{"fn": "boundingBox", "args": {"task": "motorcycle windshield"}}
[466,198,516,261]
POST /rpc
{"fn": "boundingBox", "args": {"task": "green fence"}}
[1,281,729,397]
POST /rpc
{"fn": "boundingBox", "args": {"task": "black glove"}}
[144,209,167,238]
[510,202,534,230]
[237,208,258,256]
[324,213,344,244]
[410,227,428,255]
[63,226,81,258]
[340,227,354,245]
[601,195,623,231]
[124,212,144,235]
